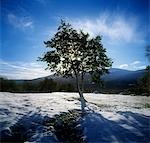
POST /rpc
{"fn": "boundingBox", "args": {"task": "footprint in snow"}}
[24,99,29,102]
[0,108,11,115]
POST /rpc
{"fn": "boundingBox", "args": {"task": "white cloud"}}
[118,61,146,70]
[130,60,146,70]
[119,64,129,69]
[132,65,146,70]
[35,0,44,3]
[7,13,33,29]
[130,61,141,65]
[134,65,146,70]
[0,60,51,79]
[34,0,47,5]
[69,13,139,43]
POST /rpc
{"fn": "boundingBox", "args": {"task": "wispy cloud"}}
[135,65,146,70]
[118,60,146,70]
[130,61,141,65]
[119,64,129,69]
[34,0,47,6]
[0,60,51,79]
[130,60,146,70]
[7,13,33,30]
[69,13,140,43]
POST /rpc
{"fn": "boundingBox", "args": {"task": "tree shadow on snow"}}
[0,110,149,143]
[82,111,150,143]
[0,112,58,143]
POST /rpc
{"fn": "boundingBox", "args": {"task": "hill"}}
[6,68,146,93]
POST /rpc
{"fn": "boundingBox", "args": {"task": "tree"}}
[39,21,112,113]
[146,45,150,62]
[131,66,150,96]
[0,78,18,92]
[138,66,150,95]
[39,78,56,92]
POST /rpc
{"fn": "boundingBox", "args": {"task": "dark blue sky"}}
[1,0,149,79]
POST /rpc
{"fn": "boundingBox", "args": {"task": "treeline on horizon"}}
[0,77,74,93]
[0,66,149,96]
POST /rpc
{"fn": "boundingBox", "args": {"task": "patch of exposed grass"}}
[71,97,80,101]
[133,106,142,109]
[63,97,75,102]
[44,110,86,143]
[89,102,113,109]
[143,103,150,108]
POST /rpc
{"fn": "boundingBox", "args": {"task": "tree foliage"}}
[39,20,112,112]
[0,77,67,93]
[136,66,150,96]
[0,78,18,92]
[146,45,150,62]
[39,21,112,84]
[126,66,150,96]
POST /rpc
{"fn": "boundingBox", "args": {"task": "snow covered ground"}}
[0,92,150,142]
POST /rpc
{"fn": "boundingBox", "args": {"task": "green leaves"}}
[39,20,112,81]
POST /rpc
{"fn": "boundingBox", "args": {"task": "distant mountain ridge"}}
[2,68,145,82]
[9,68,145,88]
[1,68,146,93]
[33,68,146,82]
[102,68,145,81]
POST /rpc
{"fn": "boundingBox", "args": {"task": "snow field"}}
[0,92,149,142]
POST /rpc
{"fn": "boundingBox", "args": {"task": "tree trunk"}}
[76,73,86,114]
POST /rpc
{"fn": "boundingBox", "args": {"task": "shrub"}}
[44,110,86,143]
